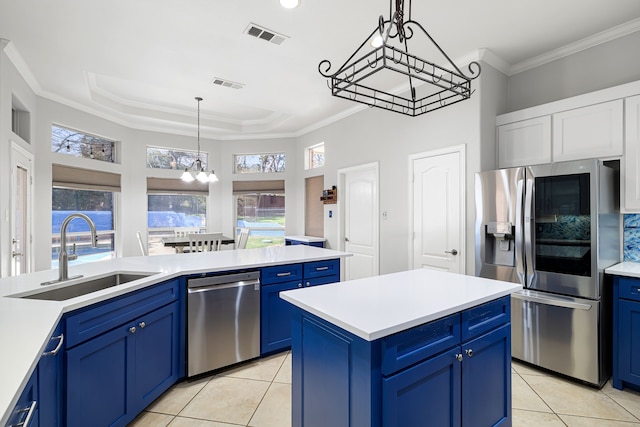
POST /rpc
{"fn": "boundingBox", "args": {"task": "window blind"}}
[146,177,209,196]
[52,164,121,192]
[232,180,285,195]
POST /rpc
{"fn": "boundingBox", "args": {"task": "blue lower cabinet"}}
[261,260,340,355]
[461,324,511,427]
[290,296,511,427]
[66,300,181,427]
[38,322,64,427]
[261,280,302,354]
[613,276,640,391]
[8,366,39,427]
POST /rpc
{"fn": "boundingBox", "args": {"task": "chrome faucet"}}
[47,213,98,285]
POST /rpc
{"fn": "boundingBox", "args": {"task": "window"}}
[51,164,120,267]
[146,178,208,255]
[51,124,115,162]
[306,143,325,169]
[52,188,116,267]
[146,146,208,170]
[234,180,285,248]
[234,153,285,174]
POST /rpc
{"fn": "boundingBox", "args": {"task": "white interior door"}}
[340,163,379,280]
[11,143,34,276]
[411,146,465,273]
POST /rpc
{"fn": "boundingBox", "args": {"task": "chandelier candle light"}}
[181,96,219,183]
[318,0,481,117]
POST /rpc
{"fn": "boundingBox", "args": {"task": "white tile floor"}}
[129,352,640,426]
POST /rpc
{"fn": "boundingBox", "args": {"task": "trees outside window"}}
[234,153,285,173]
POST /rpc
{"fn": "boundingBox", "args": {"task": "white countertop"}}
[285,235,326,242]
[0,245,350,426]
[280,268,521,341]
[606,262,640,278]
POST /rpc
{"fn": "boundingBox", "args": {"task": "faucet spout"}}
[57,213,98,283]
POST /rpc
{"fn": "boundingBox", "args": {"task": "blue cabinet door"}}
[66,322,130,427]
[461,324,511,427]
[261,280,301,354]
[618,299,640,387]
[382,347,461,427]
[131,300,181,414]
[66,301,180,427]
[39,322,64,427]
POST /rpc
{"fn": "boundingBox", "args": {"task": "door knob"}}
[445,249,458,256]
[12,252,23,258]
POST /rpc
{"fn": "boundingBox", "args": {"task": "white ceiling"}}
[2,0,640,140]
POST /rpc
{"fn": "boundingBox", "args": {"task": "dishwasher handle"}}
[187,271,260,289]
[187,279,260,294]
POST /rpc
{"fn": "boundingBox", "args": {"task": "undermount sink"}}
[15,272,158,301]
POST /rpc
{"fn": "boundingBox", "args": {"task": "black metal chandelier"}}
[318,0,481,117]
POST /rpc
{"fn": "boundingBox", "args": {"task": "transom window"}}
[146,146,208,170]
[306,143,325,169]
[51,124,115,163]
[234,153,285,174]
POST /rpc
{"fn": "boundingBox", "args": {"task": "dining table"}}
[161,235,236,253]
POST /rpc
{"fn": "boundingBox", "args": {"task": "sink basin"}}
[16,272,157,301]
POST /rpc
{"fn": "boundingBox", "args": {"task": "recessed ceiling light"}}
[280,0,299,9]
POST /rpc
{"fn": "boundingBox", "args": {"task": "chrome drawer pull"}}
[276,272,292,277]
[455,353,463,362]
[465,349,473,357]
[315,266,329,271]
[42,334,64,357]
[10,400,36,427]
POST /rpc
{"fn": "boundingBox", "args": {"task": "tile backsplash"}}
[624,214,640,262]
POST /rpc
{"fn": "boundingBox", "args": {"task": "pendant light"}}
[181,97,219,183]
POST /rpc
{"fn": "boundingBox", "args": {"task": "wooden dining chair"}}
[188,232,222,252]
[236,228,250,249]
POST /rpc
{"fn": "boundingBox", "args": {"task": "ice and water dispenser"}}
[483,221,515,267]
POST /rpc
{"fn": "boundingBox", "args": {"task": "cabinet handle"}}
[129,326,136,334]
[10,400,36,427]
[465,349,473,357]
[315,266,329,271]
[455,353,463,362]
[276,272,292,277]
[305,282,311,287]
[42,334,64,357]
[139,322,146,329]
[297,283,303,288]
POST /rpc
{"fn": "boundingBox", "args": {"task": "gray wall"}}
[507,31,640,112]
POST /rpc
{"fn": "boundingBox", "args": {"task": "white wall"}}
[0,42,38,277]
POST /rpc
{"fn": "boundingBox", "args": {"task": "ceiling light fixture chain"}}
[180,97,219,184]
[319,0,481,117]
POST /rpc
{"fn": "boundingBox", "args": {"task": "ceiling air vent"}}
[244,23,288,45]
[212,77,245,90]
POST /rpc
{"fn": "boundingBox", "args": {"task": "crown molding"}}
[509,17,640,76]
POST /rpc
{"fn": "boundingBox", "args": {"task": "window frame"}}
[51,124,117,163]
[233,152,286,174]
[146,145,209,170]
[306,142,325,170]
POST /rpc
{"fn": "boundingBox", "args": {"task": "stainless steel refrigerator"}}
[475,159,620,387]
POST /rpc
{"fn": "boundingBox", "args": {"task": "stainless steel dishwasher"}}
[187,271,260,377]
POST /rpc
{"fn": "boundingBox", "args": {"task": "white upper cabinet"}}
[552,100,623,162]
[498,116,551,168]
[624,95,640,212]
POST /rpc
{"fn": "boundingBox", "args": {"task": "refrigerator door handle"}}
[524,172,535,287]
[515,175,525,283]
[512,291,592,310]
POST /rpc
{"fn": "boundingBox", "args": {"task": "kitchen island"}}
[281,268,521,427]
[0,245,350,426]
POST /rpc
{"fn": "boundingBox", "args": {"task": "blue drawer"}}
[618,277,640,302]
[65,279,180,348]
[381,313,460,376]
[261,264,303,285]
[303,259,339,280]
[461,296,510,342]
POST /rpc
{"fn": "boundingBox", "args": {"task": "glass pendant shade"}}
[181,169,195,182]
[209,171,219,183]
[280,0,299,8]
